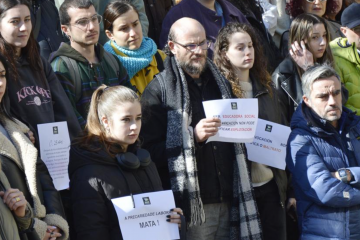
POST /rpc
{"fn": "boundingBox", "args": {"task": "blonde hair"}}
[76,85,140,155]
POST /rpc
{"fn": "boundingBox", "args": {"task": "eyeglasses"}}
[70,14,102,30]
[172,40,211,52]
[305,0,327,3]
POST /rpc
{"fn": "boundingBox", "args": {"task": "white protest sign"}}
[111,190,180,240]
[245,119,291,170]
[203,99,258,143]
[37,122,70,190]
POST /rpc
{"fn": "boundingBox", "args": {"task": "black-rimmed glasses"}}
[305,0,327,3]
[172,40,211,52]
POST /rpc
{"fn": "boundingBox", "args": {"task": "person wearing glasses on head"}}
[49,0,133,130]
[330,3,360,115]
[103,1,167,96]
[279,0,344,58]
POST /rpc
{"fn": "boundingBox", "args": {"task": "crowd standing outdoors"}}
[1,0,360,239]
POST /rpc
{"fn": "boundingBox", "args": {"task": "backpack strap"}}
[103,51,120,76]
[154,51,164,72]
[58,56,82,103]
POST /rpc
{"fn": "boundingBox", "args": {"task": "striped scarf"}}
[156,56,262,239]
[103,37,157,79]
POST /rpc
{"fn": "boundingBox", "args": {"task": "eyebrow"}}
[75,14,97,21]
[9,15,31,20]
[315,89,341,97]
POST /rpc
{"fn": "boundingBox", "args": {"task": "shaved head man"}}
[141,18,262,240]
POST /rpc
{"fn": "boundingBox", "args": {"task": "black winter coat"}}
[69,142,163,240]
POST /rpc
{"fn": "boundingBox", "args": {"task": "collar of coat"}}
[0,116,46,218]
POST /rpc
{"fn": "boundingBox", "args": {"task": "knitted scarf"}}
[156,56,262,239]
[103,37,157,79]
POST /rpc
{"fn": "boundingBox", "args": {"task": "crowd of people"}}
[1,0,360,239]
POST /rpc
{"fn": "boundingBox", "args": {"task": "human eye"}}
[76,19,88,27]
[136,116,142,121]
[122,118,130,122]
[24,17,31,22]
[10,19,19,24]
[119,26,129,31]
[186,44,197,50]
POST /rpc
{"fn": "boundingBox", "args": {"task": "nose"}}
[88,20,95,30]
[19,21,29,31]
[328,94,336,106]
[319,37,326,46]
[129,28,137,37]
[130,120,138,130]
[314,0,321,4]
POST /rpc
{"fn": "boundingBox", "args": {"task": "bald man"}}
[140,18,262,240]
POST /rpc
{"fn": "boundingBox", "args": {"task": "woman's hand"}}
[0,188,27,217]
[42,226,62,240]
[26,130,35,144]
[289,40,314,71]
[166,208,183,229]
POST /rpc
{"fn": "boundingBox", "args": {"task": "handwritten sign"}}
[37,122,70,190]
[111,190,180,240]
[203,99,258,143]
[245,119,291,169]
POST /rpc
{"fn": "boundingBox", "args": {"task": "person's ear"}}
[105,29,114,40]
[169,41,176,55]
[303,95,310,106]
[101,116,109,130]
[340,27,347,36]
[61,25,71,39]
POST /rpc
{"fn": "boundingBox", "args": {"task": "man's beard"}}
[178,55,207,76]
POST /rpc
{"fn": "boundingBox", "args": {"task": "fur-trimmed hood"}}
[0,116,69,240]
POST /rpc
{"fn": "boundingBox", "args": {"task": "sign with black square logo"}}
[53,126,58,134]
[265,124,272,132]
[231,102,237,110]
[143,197,151,205]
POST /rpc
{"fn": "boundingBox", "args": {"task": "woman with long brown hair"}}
[214,22,288,240]
[0,0,80,148]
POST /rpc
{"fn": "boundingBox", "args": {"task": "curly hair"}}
[213,22,272,98]
[289,13,334,76]
[286,0,339,18]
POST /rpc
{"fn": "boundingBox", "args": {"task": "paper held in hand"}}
[202,99,259,143]
[37,121,70,190]
[245,119,291,170]
[111,190,180,240]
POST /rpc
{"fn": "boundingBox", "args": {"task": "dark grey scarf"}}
[155,56,262,239]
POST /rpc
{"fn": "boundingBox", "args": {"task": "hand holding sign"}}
[194,118,221,143]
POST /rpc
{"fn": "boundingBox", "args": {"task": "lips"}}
[313,7,322,11]
[86,32,98,38]
[244,59,253,63]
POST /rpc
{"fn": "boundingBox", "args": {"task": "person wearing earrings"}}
[69,85,183,240]
[103,1,166,96]
[214,22,287,240]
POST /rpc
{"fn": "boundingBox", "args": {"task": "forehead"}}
[176,27,206,43]
[310,23,326,34]
[113,9,138,24]
[2,4,30,19]
[67,5,96,21]
[229,32,252,45]
[311,76,341,92]
[111,101,141,116]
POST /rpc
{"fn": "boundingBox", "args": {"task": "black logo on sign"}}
[53,126,58,134]
[265,124,272,132]
[143,197,151,205]
[231,102,237,110]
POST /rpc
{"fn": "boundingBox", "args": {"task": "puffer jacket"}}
[0,116,68,240]
[330,37,360,114]
[272,57,302,126]
[69,142,163,240]
[286,102,360,240]
[0,171,33,240]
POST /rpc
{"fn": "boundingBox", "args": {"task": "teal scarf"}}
[104,37,157,79]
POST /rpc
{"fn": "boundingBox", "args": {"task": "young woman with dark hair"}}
[103,1,166,96]
[69,85,183,240]
[0,53,68,240]
[0,0,80,148]
[214,22,288,240]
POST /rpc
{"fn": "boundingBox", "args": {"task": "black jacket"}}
[31,0,66,60]
[272,58,302,126]
[251,78,288,205]
[69,142,163,240]
[141,68,234,205]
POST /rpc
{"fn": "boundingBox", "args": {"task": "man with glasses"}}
[141,17,262,240]
[330,3,360,115]
[49,0,132,129]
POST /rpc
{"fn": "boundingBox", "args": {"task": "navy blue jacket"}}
[286,102,360,239]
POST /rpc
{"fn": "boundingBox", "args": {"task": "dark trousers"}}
[254,179,286,240]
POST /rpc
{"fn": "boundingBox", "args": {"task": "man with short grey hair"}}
[286,64,360,239]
